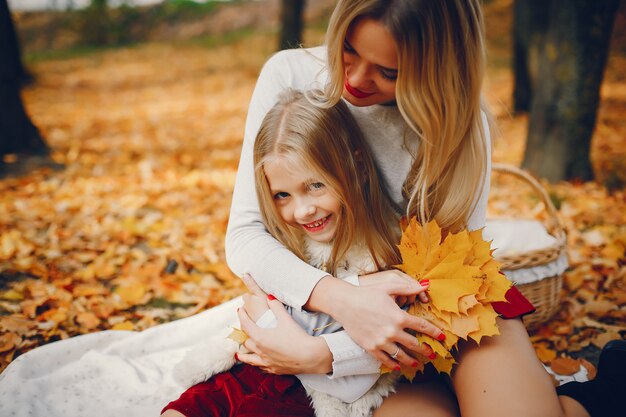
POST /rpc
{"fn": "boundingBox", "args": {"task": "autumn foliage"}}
[390,219,511,378]
[1,0,625,380]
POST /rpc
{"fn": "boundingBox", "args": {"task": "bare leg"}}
[451,318,590,417]
[161,410,186,417]
[374,378,460,417]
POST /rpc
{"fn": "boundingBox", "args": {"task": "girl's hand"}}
[240,274,270,321]
[317,272,443,370]
[236,296,333,375]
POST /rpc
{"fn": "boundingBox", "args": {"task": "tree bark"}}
[521,0,619,182]
[512,0,551,113]
[279,0,305,50]
[0,0,48,156]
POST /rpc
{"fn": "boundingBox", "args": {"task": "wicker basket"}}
[490,163,568,330]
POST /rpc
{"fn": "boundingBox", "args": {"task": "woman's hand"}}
[237,296,333,375]
[313,271,444,370]
[359,270,430,307]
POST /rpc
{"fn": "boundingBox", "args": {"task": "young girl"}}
[222,1,623,416]
[161,89,433,417]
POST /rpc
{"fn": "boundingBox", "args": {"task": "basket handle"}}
[491,163,566,242]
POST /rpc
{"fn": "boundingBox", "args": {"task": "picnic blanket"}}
[0,296,242,417]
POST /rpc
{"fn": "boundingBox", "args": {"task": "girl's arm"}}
[225,51,440,355]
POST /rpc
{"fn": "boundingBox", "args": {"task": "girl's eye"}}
[343,40,356,54]
[308,182,325,192]
[273,192,290,200]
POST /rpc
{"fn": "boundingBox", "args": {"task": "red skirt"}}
[162,364,315,417]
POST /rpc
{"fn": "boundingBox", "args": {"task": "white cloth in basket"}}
[483,219,568,285]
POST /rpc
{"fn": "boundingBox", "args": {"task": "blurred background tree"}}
[0,0,48,157]
[513,0,619,182]
[279,0,304,50]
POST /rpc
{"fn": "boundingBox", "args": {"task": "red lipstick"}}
[344,80,374,99]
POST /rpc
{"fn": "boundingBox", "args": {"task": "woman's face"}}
[342,17,399,107]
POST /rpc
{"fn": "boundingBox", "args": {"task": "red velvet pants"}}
[162,364,315,417]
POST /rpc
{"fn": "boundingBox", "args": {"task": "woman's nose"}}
[347,61,372,90]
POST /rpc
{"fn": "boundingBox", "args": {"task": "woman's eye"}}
[343,40,356,54]
[380,69,398,81]
[308,182,325,191]
[273,192,290,200]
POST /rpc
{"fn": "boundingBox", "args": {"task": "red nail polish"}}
[420,280,430,285]
[437,333,446,341]
[394,366,401,371]
[268,294,276,301]
[411,361,419,367]
[429,353,437,360]
[234,353,239,360]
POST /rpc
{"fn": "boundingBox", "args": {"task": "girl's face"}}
[264,155,341,243]
[342,17,398,107]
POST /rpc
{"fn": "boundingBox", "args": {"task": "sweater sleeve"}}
[225,51,330,310]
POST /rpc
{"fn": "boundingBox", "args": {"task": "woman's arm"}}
[238,274,440,373]
[225,48,333,310]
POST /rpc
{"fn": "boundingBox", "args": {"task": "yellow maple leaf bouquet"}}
[391,218,512,379]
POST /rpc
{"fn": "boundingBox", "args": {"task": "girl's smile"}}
[263,156,341,243]
[302,214,334,232]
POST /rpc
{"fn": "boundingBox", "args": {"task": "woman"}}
[198,1,620,416]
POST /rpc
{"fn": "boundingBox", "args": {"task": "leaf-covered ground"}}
[1,1,625,378]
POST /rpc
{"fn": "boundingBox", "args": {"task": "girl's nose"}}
[295,201,316,219]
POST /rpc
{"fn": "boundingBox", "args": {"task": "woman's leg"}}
[451,317,589,417]
[374,378,460,417]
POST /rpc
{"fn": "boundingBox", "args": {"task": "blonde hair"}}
[253,89,400,274]
[324,0,490,233]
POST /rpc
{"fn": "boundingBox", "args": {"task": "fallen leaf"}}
[76,312,100,331]
[579,358,597,380]
[535,343,557,363]
[111,321,134,331]
[550,357,581,376]
[591,331,622,349]
[0,333,22,353]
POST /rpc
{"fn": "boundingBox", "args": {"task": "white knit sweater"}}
[225,46,490,309]
[224,45,491,381]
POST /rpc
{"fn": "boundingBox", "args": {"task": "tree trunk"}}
[512,0,551,113]
[522,0,618,182]
[279,0,305,50]
[0,0,48,156]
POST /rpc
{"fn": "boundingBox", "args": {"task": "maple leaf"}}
[394,218,512,375]
[228,328,248,344]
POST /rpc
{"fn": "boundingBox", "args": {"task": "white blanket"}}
[0,296,243,417]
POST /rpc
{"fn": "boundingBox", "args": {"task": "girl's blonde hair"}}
[324,0,490,233]
[253,89,400,274]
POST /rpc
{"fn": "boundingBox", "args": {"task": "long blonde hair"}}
[324,0,490,233]
[253,89,400,274]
